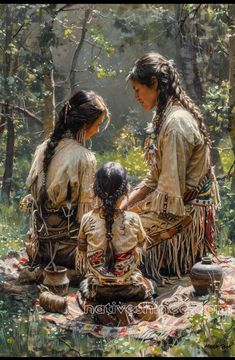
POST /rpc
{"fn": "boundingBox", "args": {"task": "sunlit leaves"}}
[96,66,116,79]
[89,59,117,79]
[5,43,18,56]
[64,28,73,38]
[89,27,115,57]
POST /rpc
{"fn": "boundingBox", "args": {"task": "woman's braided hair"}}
[127,52,211,146]
[38,90,110,205]
[93,162,128,245]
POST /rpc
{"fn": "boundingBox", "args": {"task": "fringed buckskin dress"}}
[25,137,96,269]
[76,208,155,302]
[128,102,220,283]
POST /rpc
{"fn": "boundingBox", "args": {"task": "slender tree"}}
[228,4,235,190]
[69,4,94,92]
[1,5,16,203]
[175,4,204,103]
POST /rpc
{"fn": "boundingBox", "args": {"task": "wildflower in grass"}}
[150,346,161,356]
[42,326,51,334]
[6,337,14,345]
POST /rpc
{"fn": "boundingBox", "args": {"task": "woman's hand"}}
[127,205,141,213]
[120,186,153,211]
[120,197,128,210]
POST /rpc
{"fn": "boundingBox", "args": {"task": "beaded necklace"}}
[144,96,176,167]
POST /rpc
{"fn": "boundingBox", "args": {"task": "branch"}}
[55,4,75,14]
[181,4,202,26]
[11,5,46,40]
[12,22,26,39]
[219,48,229,56]
[69,5,93,90]
[84,39,102,50]
[0,102,42,125]
[0,121,7,128]
[217,160,235,181]
[175,4,203,39]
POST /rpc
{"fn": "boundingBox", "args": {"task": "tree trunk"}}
[39,6,56,139]
[41,62,55,139]
[228,5,235,191]
[70,5,93,93]
[0,112,6,136]
[176,4,203,104]
[175,4,222,170]
[1,5,15,204]
[1,104,14,204]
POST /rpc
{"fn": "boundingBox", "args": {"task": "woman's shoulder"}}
[163,106,202,141]
[168,106,196,126]
[58,138,96,162]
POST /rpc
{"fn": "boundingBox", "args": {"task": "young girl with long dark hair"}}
[76,161,155,302]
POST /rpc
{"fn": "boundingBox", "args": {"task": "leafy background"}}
[0,3,234,357]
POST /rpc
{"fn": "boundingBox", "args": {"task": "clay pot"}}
[43,266,70,296]
[190,257,223,296]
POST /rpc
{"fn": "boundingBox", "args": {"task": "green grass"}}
[0,182,234,357]
[0,204,28,258]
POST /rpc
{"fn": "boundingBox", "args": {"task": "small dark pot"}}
[190,257,223,296]
[43,266,70,296]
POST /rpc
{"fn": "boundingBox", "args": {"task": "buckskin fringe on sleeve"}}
[141,189,186,216]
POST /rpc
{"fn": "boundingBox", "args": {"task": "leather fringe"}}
[143,205,217,284]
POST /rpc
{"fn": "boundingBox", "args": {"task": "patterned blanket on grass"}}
[0,254,235,341]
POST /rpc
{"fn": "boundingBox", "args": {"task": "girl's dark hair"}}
[39,90,110,204]
[127,52,211,146]
[93,162,128,246]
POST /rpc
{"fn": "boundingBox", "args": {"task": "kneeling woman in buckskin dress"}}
[76,162,156,303]
[22,90,110,271]
[121,52,221,283]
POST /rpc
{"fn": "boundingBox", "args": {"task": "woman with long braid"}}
[76,162,155,303]
[24,90,110,271]
[120,52,220,283]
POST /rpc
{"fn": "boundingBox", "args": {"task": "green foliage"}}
[0,204,28,257]
[0,114,40,204]
[96,146,148,187]
[103,337,149,357]
[39,23,59,48]
[96,125,148,187]
[0,290,106,357]
[201,80,234,252]
[89,59,117,79]
[89,26,115,57]
[87,26,116,79]
[168,293,235,357]
[217,179,235,254]
[202,80,230,137]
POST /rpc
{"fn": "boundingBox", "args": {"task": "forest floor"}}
[0,251,234,357]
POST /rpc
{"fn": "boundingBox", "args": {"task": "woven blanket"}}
[0,254,235,341]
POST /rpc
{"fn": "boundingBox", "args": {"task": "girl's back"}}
[79,208,146,256]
